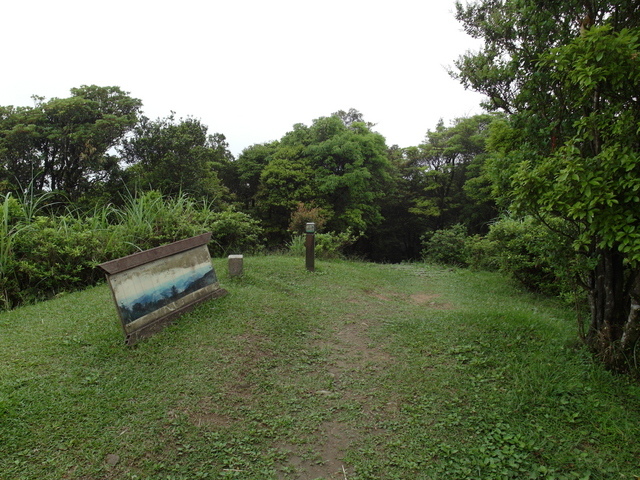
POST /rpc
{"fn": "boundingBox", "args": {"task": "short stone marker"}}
[228,254,243,277]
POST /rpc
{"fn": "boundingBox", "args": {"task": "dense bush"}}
[12,216,106,305]
[420,218,578,300]
[207,209,264,256]
[288,229,360,259]
[465,234,501,271]
[421,224,469,266]
[472,216,575,296]
[0,191,264,309]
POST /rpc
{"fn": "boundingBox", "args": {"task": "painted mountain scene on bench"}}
[108,244,219,334]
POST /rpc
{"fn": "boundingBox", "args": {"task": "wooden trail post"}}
[305,222,315,272]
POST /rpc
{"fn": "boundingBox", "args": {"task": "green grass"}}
[1,256,639,479]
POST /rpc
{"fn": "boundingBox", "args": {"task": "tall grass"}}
[0,193,22,308]
[0,189,262,309]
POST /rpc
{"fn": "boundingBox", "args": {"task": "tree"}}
[303,115,392,234]
[255,145,319,243]
[454,0,640,371]
[229,141,279,209]
[361,144,429,261]
[408,114,498,233]
[332,108,376,129]
[0,86,142,200]
[248,111,393,247]
[120,115,232,202]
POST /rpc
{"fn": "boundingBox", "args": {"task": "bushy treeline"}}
[0,88,506,308]
[0,86,587,311]
[0,89,501,250]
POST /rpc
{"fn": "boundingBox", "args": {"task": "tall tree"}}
[120,115,232,202]
[454,0,640,370]
[0,86,142,200]
[408,114,497,233]
[303,116,392,233]
[248,111,393,246]
[230,141,279,209]
[255,145,319,242]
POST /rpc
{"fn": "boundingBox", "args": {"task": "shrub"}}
[465,234,501,271]
[288,229,360,259]
[114,190,208,250]
[11,215,105,305]
[482,216,574,296]
[206,209,265,256]
[288,202,329,234]
[112,191,264,255]
[421,224,469,266]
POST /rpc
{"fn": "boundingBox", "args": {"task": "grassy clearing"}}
[1,256,639,479]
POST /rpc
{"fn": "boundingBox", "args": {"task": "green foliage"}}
[120,115,232,201]
[454,0,640,370]
[484,217,568,295]
[206,209,264,256]
[256,151,319,243]
[409,115,498,233]
[288,202,329,235]
[0,190,263,309]
[361,114,498,262]
[112,191,264,256]
[304,115,392,233]
[0,85,142,200]
[519,25,640,262]
[11,215,106,304]
[0,194,25,308]
[114,190,209,250]
[230,141,278,208]
[239,110,393,247]
[421,224,469,266]
[287,229,360,259]
[465,234,501,271]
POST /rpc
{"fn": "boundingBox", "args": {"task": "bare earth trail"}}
[275,284,448,480]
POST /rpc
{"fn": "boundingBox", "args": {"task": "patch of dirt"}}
[179,397,235,429]
[223,333,276,403]
[409,293,454,309]
[277,313,395,479]
[362,288,398,302]
[280,420,357,480]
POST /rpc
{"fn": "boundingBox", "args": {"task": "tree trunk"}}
[586,247,640,372]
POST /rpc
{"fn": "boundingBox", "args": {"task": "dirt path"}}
[277,295,397,480]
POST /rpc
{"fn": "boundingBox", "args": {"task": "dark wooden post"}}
[305,222,315,272]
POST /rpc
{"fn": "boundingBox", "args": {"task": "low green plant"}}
[421,224,469,266]
[0,193,26,308]
[11,215,104,304]
[207,209,264,256]
[288,202,329,234]
[115,189,199,249]
[287,229,359,259]
[465,234,501,271]
[482,216,574,296]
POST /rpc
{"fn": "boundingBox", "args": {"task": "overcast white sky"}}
[2,0,485,156]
